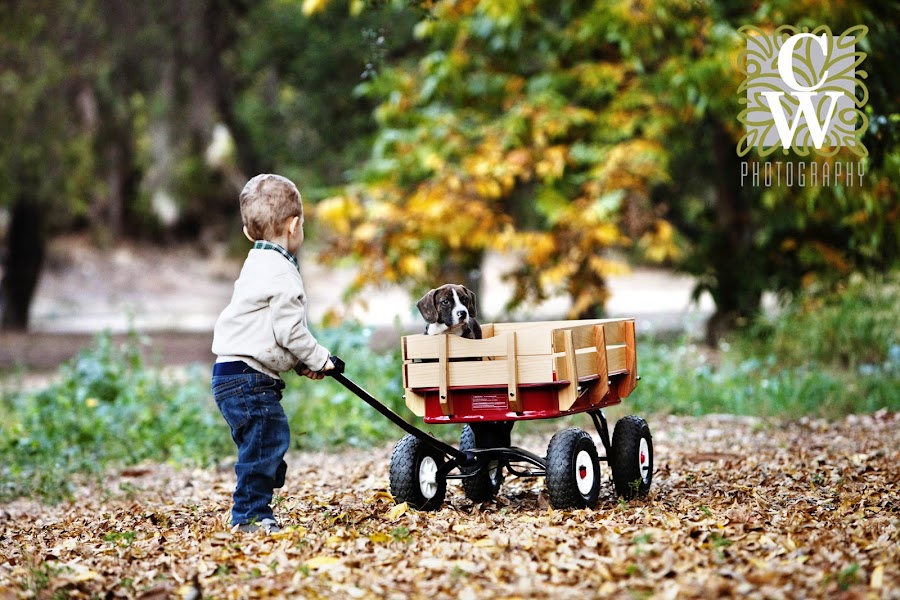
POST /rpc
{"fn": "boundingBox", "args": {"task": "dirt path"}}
[1,413,897,599]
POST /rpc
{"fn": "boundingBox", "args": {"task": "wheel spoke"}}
[419,456,439,499]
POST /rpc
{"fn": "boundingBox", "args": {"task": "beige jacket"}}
[212,248,330,379]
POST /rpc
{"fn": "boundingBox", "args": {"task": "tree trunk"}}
[201,0,264,177]
[0,198,45,331]
[705,120,762,346]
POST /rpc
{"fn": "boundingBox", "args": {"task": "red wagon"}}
[330,318,652,510]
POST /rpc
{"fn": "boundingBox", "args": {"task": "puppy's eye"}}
[441,299,451,306]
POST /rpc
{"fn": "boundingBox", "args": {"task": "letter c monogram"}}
[777,33,829,92]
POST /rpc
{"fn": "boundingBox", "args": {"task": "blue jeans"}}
[212,370,289,525]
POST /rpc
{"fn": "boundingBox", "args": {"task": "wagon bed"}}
[401,318,638,424]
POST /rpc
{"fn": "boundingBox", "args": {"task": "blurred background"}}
[0,0,897,499]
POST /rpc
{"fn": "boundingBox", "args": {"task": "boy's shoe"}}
[235,518,281,534]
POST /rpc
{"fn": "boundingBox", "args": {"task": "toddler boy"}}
[212,173,334,533]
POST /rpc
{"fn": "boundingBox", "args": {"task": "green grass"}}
[0,324,415,502]
[0,332,230,502]
[634,274,899,418]
[634,340,898,419]
[0,276,896,502]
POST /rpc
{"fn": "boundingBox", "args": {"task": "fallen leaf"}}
[368,532,391,543]
[365,491,395,504]
[305,556,340,570]
[871,564,884,589]
[385,502,408,521]
[2,415,898,598]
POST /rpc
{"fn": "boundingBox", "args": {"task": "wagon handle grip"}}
[325,355,345,375]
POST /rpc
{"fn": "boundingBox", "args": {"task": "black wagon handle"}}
[325,355,468,463]
[325,355,346,375]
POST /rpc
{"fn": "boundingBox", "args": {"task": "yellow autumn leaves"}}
[309,1,682,316]
[316,127,677,316]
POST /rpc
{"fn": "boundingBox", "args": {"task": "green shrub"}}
[747,273,900,369]
[0,324,417,502]
[0,332,229,502]
[633,274,900,418]
[634,342,898,419]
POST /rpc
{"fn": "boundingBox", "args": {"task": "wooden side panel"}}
[587,324,609,405]
[605,345,627,373]
[553,345,626,377]
[403,330,551,359]
[406,356,554,388]
[404,389,426,417]
[618,320,638,397]
[400,319,634,395]
[587,347,625,375]
[554,349,599,381]
[551,320,627,351]
[506,332,521,411]
[491,318,625,334]
[596,320,626,345]
[402,340,426,416]
[558,329,579,411]
[438,333,452,414]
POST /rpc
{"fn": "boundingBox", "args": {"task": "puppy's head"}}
[417,284,477,332]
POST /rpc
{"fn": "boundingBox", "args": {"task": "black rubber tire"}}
[389,434,447,511]
[610,415,653,499]
[545,427,601,509]
[459,422,512,502]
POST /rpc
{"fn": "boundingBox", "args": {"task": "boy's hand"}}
[295,359,334,380]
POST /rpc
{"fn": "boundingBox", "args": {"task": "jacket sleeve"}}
[269,274,331,371]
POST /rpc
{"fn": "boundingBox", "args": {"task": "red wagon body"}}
[401,318,638,424]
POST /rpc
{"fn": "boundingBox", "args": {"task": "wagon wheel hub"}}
[639,438,651,483]
[575,450,595,495]
[419,456,439,499]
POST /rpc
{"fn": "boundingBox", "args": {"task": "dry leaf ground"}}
[1,412,897,599]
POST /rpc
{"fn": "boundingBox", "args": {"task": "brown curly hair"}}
[239,174,303,241]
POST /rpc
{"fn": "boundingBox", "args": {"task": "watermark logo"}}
[737,25,869,157]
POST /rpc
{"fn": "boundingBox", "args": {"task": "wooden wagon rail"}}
[401,318,637,420]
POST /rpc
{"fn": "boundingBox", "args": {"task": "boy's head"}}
[239,174,303,242]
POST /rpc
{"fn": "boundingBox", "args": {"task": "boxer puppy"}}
[417,284,482,339]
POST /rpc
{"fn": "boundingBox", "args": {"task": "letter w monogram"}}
[762,90,844,149]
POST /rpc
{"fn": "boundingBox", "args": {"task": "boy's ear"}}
[243,226,254,242]
[288,215,300,235]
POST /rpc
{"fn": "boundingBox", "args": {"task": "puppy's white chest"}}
[426,322,450,335]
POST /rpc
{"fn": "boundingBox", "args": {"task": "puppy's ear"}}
[460,286,478,319]
[416,289,439,323]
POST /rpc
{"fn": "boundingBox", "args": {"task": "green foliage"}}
[748,273,900,369]
[319,0,680,315]
[637,343,897,419]
[0,324,413,502]
[317,0,899,328]
[634,276,899,418]
[233,0,421,194]
[0,332,229,502]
